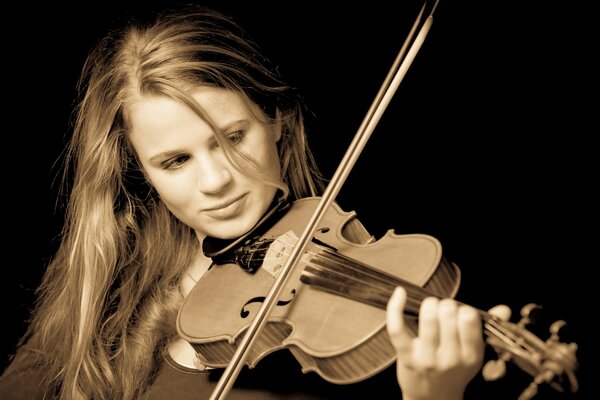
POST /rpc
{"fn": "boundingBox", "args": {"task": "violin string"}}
[307,252,429,306]
[483,319,547,363]
[489,319,546,356]
[259,243,448,317]
[253,241,539,355]
[474,303,546,356]
[304,252,540,355]
[262,244,470,315]
[483,322,531,356]
[255,242,440,302]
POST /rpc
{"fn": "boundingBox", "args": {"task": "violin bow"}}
[208,1,440,398]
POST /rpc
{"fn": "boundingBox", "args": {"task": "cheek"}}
[261,139,282,178]
[146,172,193,210]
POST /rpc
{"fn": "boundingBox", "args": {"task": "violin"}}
[178,1,580,399]
[178,198,579,399]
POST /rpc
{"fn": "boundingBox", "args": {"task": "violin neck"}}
[300,247,542,357]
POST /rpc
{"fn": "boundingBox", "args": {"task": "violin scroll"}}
[482,303,579,399]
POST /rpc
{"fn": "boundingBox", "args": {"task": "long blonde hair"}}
[24,7,323,399]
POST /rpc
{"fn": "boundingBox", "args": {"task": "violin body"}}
[177,197,460,383]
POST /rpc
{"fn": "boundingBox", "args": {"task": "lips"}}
[203,193,247,212]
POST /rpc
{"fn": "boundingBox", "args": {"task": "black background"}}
[3,1,595,399]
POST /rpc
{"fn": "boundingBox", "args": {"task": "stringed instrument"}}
[177,1,580,398]
[178,198,579,400]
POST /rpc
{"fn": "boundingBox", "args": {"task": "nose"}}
[195,154,233,194]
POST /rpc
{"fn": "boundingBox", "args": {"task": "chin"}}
[209,221,255,240]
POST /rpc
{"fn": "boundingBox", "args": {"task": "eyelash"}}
[226,130,245,145]
[160,131,246,171]
[162,155,189,170]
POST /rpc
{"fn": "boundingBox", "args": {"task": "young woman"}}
[0,7,492,400]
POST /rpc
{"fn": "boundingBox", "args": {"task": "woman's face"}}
[128,87,281,241]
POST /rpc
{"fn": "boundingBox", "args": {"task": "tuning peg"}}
[548,319,566,342]
[482,358,506,381]
[518,303,541,327]
[482,350,512,381]
[518,379,539,400]
[518,366,559,400]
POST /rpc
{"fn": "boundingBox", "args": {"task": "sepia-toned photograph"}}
[1,1,592,399]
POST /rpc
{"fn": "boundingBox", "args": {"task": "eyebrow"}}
[220,119,249,133]
[149,149,186,164]
[147,119,251,164]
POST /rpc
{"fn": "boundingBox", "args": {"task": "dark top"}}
[0,341,402,399]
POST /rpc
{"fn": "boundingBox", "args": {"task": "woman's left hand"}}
[386,287,486,400]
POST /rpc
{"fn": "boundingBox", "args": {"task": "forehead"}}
[127,86,254,128]
[190,86,252,121]
[126,87,269,159]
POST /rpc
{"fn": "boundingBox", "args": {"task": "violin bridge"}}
[261,231,300,278]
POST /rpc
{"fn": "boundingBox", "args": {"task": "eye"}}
[226,130,245,145]
[162,155,190,170]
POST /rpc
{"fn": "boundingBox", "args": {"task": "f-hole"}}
[240,289,297,318]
